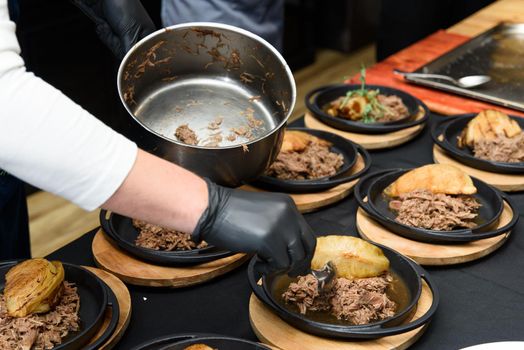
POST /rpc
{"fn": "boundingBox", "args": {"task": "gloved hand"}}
[193,179,316,276]
[71,0,156,60]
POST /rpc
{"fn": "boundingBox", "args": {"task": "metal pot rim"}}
[117,22,296,150]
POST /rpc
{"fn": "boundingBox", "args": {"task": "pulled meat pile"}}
[282,273,396,325]
[389,190,481,231]
[0,282,80,350]
[472,133,524,163]
[266,143,344,180]
[133,219,208,251]
[175,124,198,145]
[328,93,409,123]
[376,95,409,122]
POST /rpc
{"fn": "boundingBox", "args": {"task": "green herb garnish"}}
[339,65,391,123]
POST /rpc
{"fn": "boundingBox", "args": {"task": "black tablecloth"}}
[47,114,524,350]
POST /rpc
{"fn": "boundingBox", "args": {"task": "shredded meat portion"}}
[0,282,80,350]
[376,94,409,122]
[472,133,524,163]
[328,93,409,123]
[175,124,198,145]
[281,275,332,315]
[266,143,344,180]
[389,190,481,231]
[133,219,207,251]
[282,274,396,325]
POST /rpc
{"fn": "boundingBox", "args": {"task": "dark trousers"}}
[0,174,31,260]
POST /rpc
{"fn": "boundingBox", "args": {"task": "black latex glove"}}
[194,179,316,276]
[71,0,156,60]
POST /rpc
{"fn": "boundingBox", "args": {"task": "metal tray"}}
[406,23,524,112]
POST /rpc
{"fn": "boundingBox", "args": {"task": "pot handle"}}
[304,85,341,114]
[342,144,373,183]
[99,209,113,236]
[83,286,120,350]
[247,257,281,308]
[353,169,397,216]
[470,192,520,238]
[325,144,374,186]
[430,117,456,148]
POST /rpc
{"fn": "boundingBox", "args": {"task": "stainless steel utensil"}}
[117,22,296,187]
[394,69,491,88]
[396,23,524,111]
[311,261,336,292]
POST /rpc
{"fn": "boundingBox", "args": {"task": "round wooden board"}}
[249,280,432,350]
[356,200,514,266]
[92,230,250,287]
[433,144,524,192]
[241,153,366,213]
[303,106,426,150]
[84,266,131,350]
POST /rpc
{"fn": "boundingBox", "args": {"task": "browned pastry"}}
[458,110,521,148]
[4,259,65,318]
[384,164,477,197]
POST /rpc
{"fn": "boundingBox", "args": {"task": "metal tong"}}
[311,261,337,292]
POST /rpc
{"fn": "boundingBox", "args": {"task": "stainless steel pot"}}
[117,22,296,187]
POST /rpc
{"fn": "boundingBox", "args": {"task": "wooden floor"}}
[28,45,376,257]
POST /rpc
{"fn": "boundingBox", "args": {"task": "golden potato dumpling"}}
[311,236,389,279]
[4,259,65,317]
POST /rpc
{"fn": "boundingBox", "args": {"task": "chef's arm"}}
[102,150,208,234]
[0,1,314,274]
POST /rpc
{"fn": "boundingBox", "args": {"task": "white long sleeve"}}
[0,0,137,211]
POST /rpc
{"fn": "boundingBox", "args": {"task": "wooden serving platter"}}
[433,145,524,192]
[304,106,425,150]
[346,30,524,117]
[241,153,365,213]
[92,230,249,287]
[249,281,433,350]
[356,200,514,266]
[85,266,131,350]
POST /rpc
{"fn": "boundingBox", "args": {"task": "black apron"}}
[0,171,31,260]
[1,1,30,260]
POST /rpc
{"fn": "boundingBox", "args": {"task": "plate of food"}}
[253,128,371,192]
[431,110,524,174]
[99,211,233,265]
[130,333,272,350]
[305,68,429,134]
[248,235,439,339]
[354,164,519,243]
[0,259,118,350]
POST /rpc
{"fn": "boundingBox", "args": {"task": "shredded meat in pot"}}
[282,273,396,325]
[133,219,208,251]
[472,133,524,163]
[175,124,198,145]
[388,190,481,231]
[0,282,80,350]
[266,142,344,180]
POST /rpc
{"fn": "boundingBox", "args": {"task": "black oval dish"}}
[84,285,120,350]
[305,84,429,134]
[248,243,439,340]
[431,114,524,174]
[100,211,233,266]
[253,128,372,193]
[130,333,272,350]
[0,262,111,350]
[355,169,519,243]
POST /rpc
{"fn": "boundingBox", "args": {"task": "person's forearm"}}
[103,149,208,233]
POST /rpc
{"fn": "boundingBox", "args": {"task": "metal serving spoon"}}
[393,69,491,89]
[311,261,337,292]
